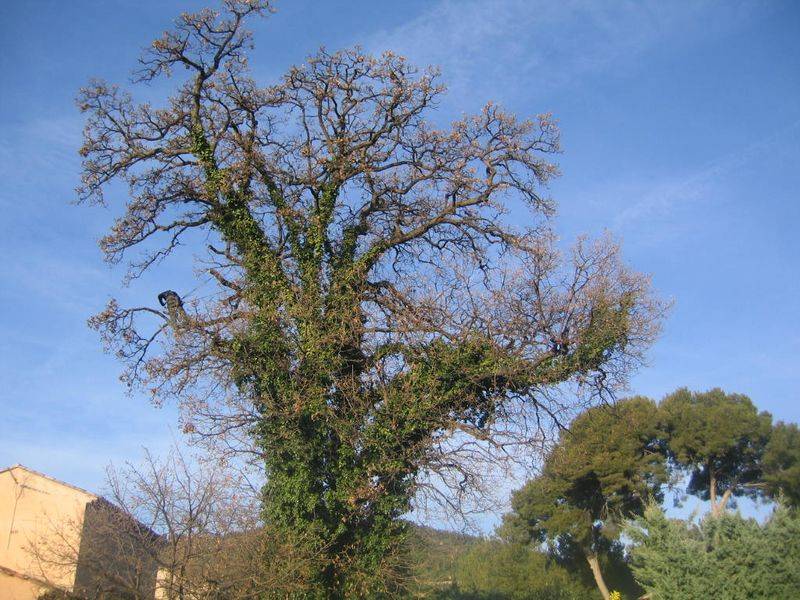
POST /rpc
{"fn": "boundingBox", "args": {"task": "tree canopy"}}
[500,389,800,599]
[762,421,800,508]
[501,397,666,599]
[660,388,772,515]
[79,1,662,595]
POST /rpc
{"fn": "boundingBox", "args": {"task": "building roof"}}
[0,464,98,500]
[1,463,164,543]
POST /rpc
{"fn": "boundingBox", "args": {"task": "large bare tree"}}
[80,1,663,596]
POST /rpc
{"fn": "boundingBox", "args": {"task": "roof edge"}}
[0,464,99,499]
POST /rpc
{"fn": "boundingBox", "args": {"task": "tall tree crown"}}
[660,388,772,508]
[501,397,666,600]
[761,421,800,508]
[79,2,663,594]
[501,397,666,550]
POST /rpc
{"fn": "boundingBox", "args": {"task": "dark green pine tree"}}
[627,504,800,599]
[660,388,772,516]
[501,397,667,600]
[762,421,800,508]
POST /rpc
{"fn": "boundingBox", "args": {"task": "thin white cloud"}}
[0,115,82,185]
[366,0,764,107]
[613,119,800,229]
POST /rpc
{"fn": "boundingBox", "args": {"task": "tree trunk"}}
[586,552,611,600]
[709,469,736,517]
[718,488,733,514]
[709,469,717,514]
[709,468,728,517]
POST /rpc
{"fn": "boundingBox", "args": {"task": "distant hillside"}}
[407,525,483,593]
[406,525,597,599]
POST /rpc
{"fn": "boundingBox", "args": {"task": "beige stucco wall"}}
[0,466,95,599]
[0,569,48,600]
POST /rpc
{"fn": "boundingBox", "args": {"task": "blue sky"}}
[1,0,798,529]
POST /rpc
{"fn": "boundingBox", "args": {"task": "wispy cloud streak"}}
[614,119,800,229]
[366,0,764,107]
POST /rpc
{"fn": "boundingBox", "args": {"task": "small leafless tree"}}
[28,448,319,599]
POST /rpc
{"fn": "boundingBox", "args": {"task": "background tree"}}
[80,1,662,595]
[761,421,800,508]
[435,541,592,600]
[500,397,666,599]
[627,504,800,600]
[660,388,772,516]
[406,527,593,599]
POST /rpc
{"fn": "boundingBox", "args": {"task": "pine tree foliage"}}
[500,397,666,599]
[762,421,800,508]
[627,504,800,600]
[660,388,772,514]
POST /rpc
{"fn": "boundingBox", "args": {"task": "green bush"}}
[627,504,800,599]
[410,532,594,599]
[449,541,593,599]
